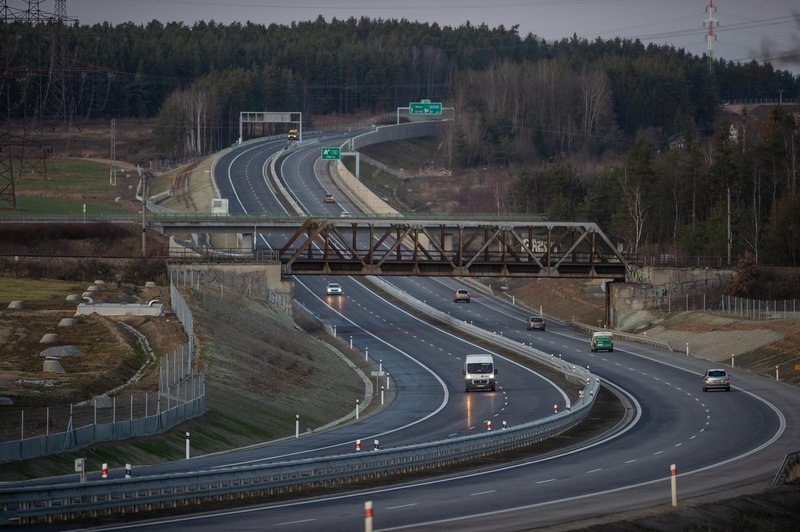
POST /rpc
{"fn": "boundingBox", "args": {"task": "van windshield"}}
[467,363,493,374]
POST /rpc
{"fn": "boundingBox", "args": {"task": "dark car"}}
[702,368,731,392]
[527,316,546,330]
[453,288,471,303]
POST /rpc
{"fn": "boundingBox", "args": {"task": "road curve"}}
[82,138,800,531]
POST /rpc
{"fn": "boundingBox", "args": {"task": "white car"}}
[326,282,343,296]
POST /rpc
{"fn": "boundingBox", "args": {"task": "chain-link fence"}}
[0,280,205,463]
[619,278,799,323]
[0,371,205,463]
[720,295,800,320]
[170,280,195,360]
[169,265,293,316]
[621,276,727,314]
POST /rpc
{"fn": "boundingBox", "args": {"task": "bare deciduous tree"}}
[580,66,610,136]
[620,168,648,255]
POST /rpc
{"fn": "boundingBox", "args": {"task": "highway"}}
[198,134,797,530]
[16,132,797,530]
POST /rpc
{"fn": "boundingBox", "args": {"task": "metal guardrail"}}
[568,320,673,352]
[367,276,599,385]
[772,450,800,486]
[0,280,600,525]
[0,394,594,524]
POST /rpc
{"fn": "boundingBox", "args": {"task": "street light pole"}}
[141,176,147,257]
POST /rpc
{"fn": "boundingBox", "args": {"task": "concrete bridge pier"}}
[169,264,294,316]
[239,233,254,254]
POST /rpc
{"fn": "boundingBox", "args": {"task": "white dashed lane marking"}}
[387,503,419,509]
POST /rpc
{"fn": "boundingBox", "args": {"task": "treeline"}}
[448,57,798,264]
[1,18,796,148]
[2,17,799,266]
[503,107,799,267]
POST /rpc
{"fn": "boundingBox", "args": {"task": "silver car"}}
[453,288,471,303]
[326,282,343,296]
[702,368,731,392]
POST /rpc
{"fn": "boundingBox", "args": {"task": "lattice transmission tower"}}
[703,0,719,75]
[1,0,78,128]
[0,1,68,208]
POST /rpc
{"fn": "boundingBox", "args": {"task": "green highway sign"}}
[321,147,341,160]
[409,100,442,115]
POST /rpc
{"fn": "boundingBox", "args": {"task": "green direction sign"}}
[321,147,341,160]
[409,101,443,115]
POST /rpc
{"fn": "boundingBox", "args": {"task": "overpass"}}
[153,214,628,279]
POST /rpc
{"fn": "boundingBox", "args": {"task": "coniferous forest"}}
[2,17,800,265]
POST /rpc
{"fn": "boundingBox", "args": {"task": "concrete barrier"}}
[39,333,59,344]
[43,357,65,373]
[75,303,164,317]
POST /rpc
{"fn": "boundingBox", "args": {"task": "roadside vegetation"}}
[3,17,799,267]
[7,159,135,216]
[0,158,371,481]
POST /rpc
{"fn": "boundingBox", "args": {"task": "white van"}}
[463,354,497,392]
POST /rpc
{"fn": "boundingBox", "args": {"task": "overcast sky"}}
[12,0,800,71]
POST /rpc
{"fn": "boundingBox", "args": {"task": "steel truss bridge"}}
[153,215,628,280]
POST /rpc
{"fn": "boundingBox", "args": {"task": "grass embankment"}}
[0,159,368,480]
[3,159,135,216]
[0,276,367,481]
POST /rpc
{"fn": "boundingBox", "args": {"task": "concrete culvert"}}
[65,294,80,301]
[87,285,100,292]
[43,357,65,373]
[40,333,59,344]
[7,301,23,309]
[39,345,82,358]
[81,292,94,299]
[94,394,112,408]
[58,318,76,327]
[94,280,105,285]
[145,281,157,288]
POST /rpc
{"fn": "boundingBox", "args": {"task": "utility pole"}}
[703,0,718,75]
[727,186,731,266]
[141,176,149,257]
[110,119,117,185]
